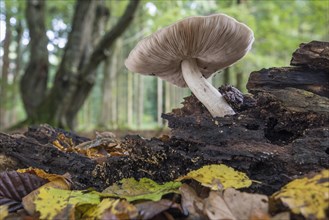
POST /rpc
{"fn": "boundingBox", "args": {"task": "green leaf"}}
[102,178,181,202]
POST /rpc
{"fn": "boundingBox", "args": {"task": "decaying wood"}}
[0,41,328,196]
[290,41,329,70]
[246,67,329,98]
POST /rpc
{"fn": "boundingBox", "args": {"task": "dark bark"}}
[246,67,329,98]
[20,0,48,119]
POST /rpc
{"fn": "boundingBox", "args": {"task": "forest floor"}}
[0,41,328,220]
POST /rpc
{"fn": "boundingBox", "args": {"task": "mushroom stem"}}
[181,59,235,117]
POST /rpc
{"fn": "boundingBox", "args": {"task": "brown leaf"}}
[0,171,48,212]
[135,199,182,219]
[223,188,268,220]
[179,184,206,219]
[203,191,236,220]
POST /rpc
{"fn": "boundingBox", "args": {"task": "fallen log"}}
[0,41,328,196]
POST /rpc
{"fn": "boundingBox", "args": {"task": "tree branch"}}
[83,0,140,76]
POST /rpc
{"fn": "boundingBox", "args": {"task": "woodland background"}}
[0,0,328,133]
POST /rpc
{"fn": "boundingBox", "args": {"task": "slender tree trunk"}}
[110,55,118,130]
[9,19,23,124]
[127,72,133,127]
[99,38,121,129]
[0,8,11,129]
[236,72,243,90]
[223,68,230,85]
[165,82,171,113]
[136,75,144,129]
[99,57,113,129]
[20,0,48,120]
[157,78,163,126]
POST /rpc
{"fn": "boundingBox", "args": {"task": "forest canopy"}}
[0,0,328,131]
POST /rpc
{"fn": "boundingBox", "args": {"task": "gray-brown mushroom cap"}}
[125,14,254,87]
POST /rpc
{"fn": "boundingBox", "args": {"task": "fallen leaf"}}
[0,171,47,212]
[271,212,290,220]
[204,191,236,220]
[102,178,181,202]
[176,164,252,190]
[135,199,182,219]
[17,167,71,186]
[223,188,268,220]
[179,184,205,219]
[34,187,100,219]
[271,169,329,219]
[0,205,8,220]
[22,172,72,215]
[83,198,138,220]
[53,132,127,159]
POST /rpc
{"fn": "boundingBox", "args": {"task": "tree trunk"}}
[127,72,133,127]
[236,72,243,90]
[62,0,140,129]
[20,0,48,120]
[223,68,230,85]
[38,0,97,128]
[0,7,11,129]
[165,82,171,113]
[110,46,119,129]
[27,0,139,129]
[157,78,163,126]
[8,19,23,125]
[136,75,144,129]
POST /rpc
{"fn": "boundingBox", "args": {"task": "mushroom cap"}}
[125,14,254,87]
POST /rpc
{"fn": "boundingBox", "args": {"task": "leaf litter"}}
[0,166,328,219]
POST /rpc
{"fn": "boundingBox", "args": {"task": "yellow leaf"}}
[83,198,138,219]
[0,205,8,220]
[22,175,72,215]
[24,186,100,219]
[272,169,329,219]
[176,164,252,190]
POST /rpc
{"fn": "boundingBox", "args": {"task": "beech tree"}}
[21,0,140,129]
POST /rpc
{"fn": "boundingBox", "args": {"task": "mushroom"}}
[125,14,254,117]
